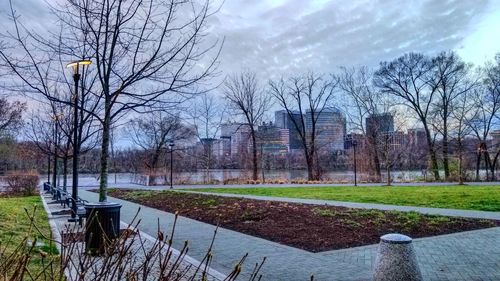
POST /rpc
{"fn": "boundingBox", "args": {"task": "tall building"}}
[256,122,288,154]
[366,113,394,136]
[219,123,251,156]
[306,107,346,151]
[274,110,303,150]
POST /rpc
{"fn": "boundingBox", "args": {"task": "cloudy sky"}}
[209,0,500,78]
[2,0,499,79]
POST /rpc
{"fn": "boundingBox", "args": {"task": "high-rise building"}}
[274,110,303,150]
[366,113,394,136]
[219,122,251,156]
[256,122,288,154]
[306,107,346,151]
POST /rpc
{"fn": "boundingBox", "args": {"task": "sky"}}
[2,0,499,79]
[1,0,500,146]
[208,0,500,78]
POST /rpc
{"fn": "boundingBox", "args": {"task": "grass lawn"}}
[194,185,500,211]
[0,195,59,276]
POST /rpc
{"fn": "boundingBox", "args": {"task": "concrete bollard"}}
[372,233,423,281]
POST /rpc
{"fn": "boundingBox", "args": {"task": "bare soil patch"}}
[106,189,500,252]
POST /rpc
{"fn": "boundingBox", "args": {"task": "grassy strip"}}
[191,185,500,211]
[0,196,58,276]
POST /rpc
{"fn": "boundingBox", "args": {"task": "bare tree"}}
[450,85,475,184]
[374,53,441,180]
[338,66,384,182]
[429,51,476,180]
[0,98,25,137]
[270,73,338,181]
[467,54,500,180]
[25,98,100,190]
[189,93,226,183]
[1,0,222,201]
[128,112,194,185]
[224,72,270,181]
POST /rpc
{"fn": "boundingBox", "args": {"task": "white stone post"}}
[373,233,423,281]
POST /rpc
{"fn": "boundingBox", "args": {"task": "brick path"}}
[79,190,500,281]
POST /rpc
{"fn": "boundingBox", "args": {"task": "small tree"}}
[190,93,226,183]
[338,66,384,182]
[128,112,194,185]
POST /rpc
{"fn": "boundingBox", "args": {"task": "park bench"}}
[67,196,89,227]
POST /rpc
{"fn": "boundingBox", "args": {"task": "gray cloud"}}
[210,0,497,78]
[1,0,498,80]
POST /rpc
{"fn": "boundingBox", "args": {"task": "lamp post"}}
[169,142,175,189]
[353,139,358,187]
[66,60,91,221]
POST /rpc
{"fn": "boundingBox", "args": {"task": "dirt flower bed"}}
[107,189,500,252]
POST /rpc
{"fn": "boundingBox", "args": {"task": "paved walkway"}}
[79,190,500,281]
[182,191,500,220]
[77,181,500,190]
[40,191,225,280]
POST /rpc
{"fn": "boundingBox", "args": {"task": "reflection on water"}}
[44,169,489,186]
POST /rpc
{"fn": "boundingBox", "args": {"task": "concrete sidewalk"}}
[39,191,226,280]
[77,181,500,190]
[79,190,500,281]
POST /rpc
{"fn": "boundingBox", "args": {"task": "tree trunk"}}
[476,151,481,181]
[251,129,258,181]
[369,136,382,182]
[261,143,265,183]
[99,102,111,202]
[47,155,51,184]
[484,149,493,181]
[423,123,440,180]
[386,164,391,186]
[149,147,162,186]
[458,139,464,185]
[306,156,314,181]
[63,157,68,191]
[52,154,57,188]
[490,152,499,181]
[442,126,450,180]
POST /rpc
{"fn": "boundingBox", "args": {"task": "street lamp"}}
[352,139,358,187]
[169,141,175,189]
[67,59,92,221]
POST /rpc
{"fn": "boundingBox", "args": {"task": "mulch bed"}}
[107,189,500,252]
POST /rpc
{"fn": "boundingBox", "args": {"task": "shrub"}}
[5,171,39,196]
[0,207,268,281]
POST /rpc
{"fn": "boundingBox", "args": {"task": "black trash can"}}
[84,202,122,255]
[43,182,50,191]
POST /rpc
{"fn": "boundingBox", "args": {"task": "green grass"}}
[0,196,58,275]
[194,185,500,211]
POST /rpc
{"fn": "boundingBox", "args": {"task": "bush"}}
[1,208,268,281]
[5,171,39,196]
